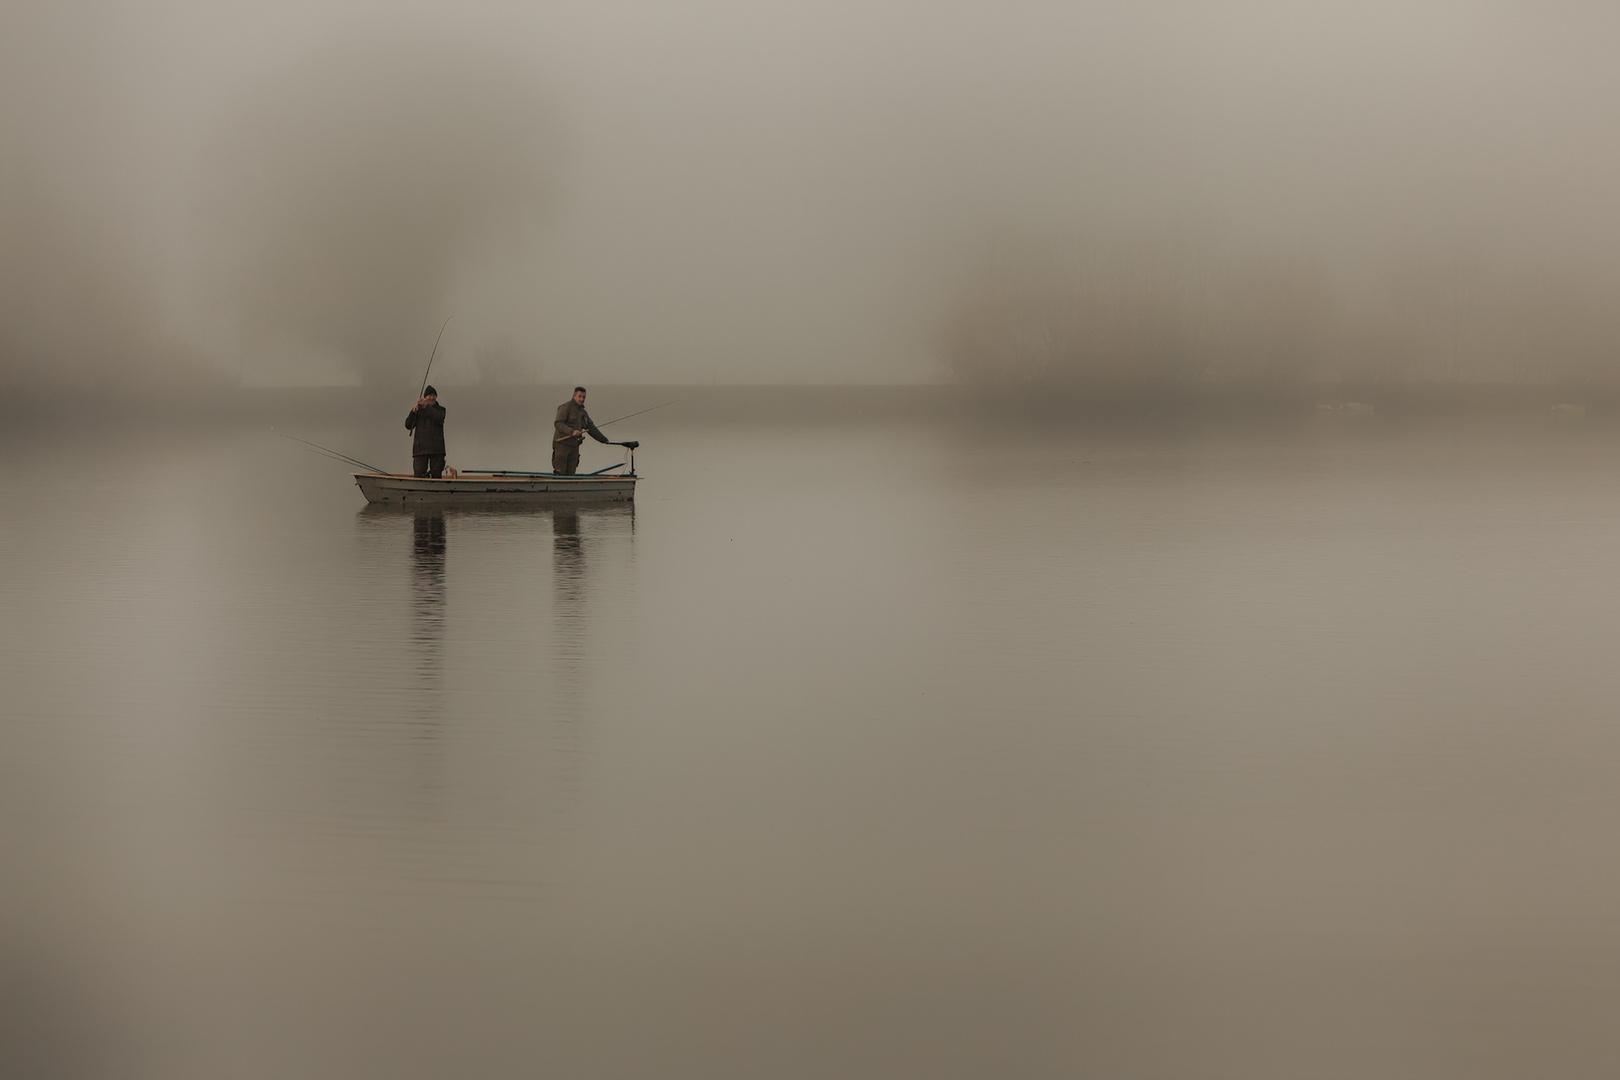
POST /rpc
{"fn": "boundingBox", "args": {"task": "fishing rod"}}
[286,438,383,473]
[280,434,386,474]
[300,446,372,471]
[417,315,454,399]
[553,400,677,442]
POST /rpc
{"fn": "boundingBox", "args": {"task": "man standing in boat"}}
[553,386,610,474]
[406,385,447,478]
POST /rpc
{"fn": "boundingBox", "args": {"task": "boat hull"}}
[354,471,636,505]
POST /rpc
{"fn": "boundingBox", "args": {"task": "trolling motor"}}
[615,441,639,476]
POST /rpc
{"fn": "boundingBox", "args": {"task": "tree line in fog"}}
[941,236,1620,387]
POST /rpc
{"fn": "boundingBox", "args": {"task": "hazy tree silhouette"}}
[196,37,553,387]
[943,233,1620,389]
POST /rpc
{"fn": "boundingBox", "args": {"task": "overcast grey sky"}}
[4,1,1620,388]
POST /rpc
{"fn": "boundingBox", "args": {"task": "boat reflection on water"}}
[353,503,634,825]
[358,500,634,680]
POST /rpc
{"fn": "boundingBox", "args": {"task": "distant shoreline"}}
[15,381,1620,431]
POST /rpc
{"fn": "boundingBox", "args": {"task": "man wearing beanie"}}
[406,386,447,478]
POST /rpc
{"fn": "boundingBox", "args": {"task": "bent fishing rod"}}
[417,315,454,399]
[279,434,386,474]
[553,400,677,443]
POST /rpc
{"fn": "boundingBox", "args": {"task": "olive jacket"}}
[554,400,610,447]
[405,403,447,456]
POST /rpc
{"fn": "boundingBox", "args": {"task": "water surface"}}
[5,415,1620,1078]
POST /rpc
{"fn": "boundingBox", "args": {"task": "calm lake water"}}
[5,410,1620,1078]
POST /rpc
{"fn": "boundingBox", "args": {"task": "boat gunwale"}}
[352,471,636,483]
[352,470,637,504]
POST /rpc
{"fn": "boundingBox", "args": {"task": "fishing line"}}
[595,400,677,428]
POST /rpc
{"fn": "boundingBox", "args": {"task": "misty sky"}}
[4,1,1620,388]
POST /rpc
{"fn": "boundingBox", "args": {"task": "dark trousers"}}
[551,444,580,475]
[413,454,445,478]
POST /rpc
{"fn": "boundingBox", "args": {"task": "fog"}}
[14,9,1620,1077]
[6,1,1620,394]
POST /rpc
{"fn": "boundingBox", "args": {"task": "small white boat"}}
[354,469,636,505]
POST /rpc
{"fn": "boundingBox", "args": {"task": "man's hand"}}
[573,429,583,437]
[415,397,428,410]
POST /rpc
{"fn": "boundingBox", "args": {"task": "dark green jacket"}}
[405,403,447,455]
[554,400,609,447]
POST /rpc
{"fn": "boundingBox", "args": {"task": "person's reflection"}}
[552,510,586,672]
[545,509,589,827]
[404,510,447,820]
[411,510,448,680]
[344,506,448,827]
[547,504,633,729]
